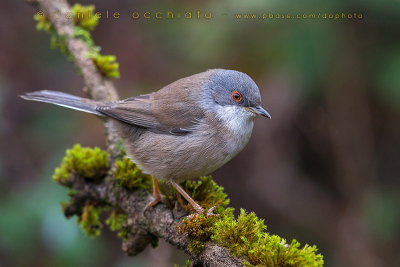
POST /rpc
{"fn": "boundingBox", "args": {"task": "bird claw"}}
[144,194,163,212]
[206,206,216,216]
[186,206,216,219]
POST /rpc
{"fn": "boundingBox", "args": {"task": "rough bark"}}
[66,175,243,267]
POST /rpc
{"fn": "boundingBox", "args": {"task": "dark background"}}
[1,0,399,266]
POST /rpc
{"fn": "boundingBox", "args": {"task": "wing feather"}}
[96,92,203,135]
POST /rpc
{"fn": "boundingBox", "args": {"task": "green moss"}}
[177,213,215,252]
[105,210,129,240]
[113,157,152,191]
[90,53,120,78]
[73,19,120,79]
[34,12,52,32]
[212,209,265,256]
[174,260,191,267]
[174,180,323,266]
[33,4,119,79]
[159,176,229,214]
[50,34,72,59]
[77,204,102,237]
[34,12,72,59]
[53,144,109,184]
[71,3,99,31]
[212,209,324,267]
[73,26,95,47]
[182,176,230,214]
[52,145,322,265]
[244,238,323,267]
[106,210,127,231]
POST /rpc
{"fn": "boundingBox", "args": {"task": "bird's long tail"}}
[20,90,105,116]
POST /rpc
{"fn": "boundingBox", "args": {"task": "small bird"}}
[21,69,270,214]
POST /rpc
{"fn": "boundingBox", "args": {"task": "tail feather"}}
[20,90,105,116]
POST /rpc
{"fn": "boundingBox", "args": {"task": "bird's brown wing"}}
[96,92,204,135]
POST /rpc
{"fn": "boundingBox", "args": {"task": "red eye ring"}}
[231,90,243,102]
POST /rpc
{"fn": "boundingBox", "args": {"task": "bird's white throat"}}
[215,105,255,137]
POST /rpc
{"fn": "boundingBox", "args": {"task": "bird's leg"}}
[145,177,163,210]
[176,190,184,208]
[170,180,206,215]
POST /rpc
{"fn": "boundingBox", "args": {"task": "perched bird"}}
[21,69,270,214]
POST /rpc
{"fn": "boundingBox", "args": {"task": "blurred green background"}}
[1,0,400,266]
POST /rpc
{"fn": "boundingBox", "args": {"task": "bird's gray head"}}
[206,69,271,119]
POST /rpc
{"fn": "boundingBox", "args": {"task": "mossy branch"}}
[27,0,323,266]
[54,145,323,267]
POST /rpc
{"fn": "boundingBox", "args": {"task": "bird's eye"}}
[231,90,243,102]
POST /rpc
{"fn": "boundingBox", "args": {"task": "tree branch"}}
[66,174,243,266]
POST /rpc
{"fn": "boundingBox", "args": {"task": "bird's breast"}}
[213,105,254,143]
[118,106,255,181]
[201,106,255,165]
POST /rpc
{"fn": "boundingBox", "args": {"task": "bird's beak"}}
[249,105,271,119]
